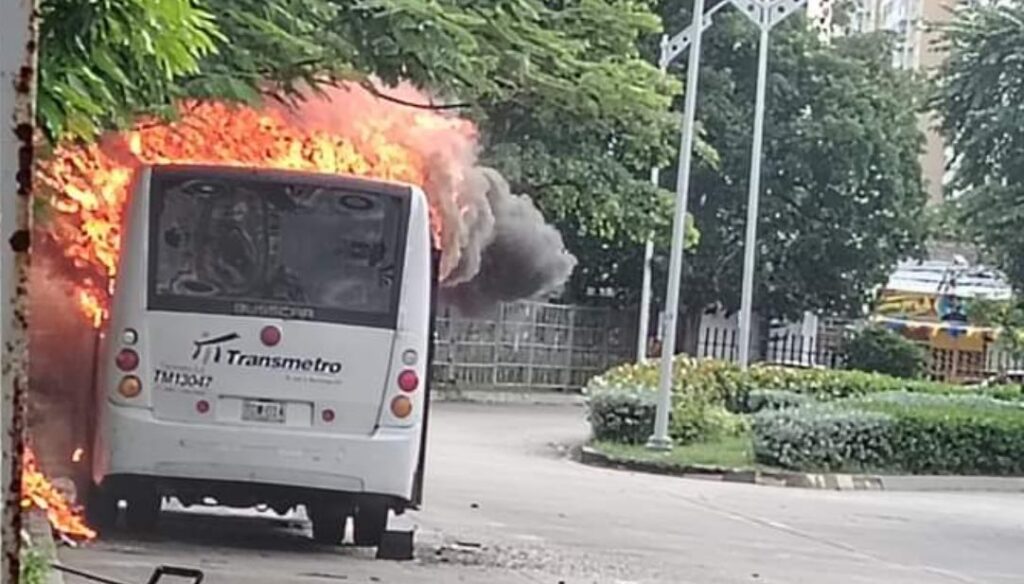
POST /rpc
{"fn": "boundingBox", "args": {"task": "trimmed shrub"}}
[587,355,968,411]
[586,387,656,445]
[852,394,1024,475]
[752,392,1024,475]
[752,406,895,471]
[744,389,813,413]
[843,326,926,379]
[670,402,749,444]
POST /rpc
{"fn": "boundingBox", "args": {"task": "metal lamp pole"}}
[733,0,808,368]
[646,0,809,447]
[647,0,713,450]
[637,5,727,366]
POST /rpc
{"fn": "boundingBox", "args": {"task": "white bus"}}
[88,164,437,547]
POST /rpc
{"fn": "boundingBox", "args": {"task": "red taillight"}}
[115,348,139,372]
[196,400,210,414]
[397,370,419,392]
[321,409,336,423]
[260,325,281,347]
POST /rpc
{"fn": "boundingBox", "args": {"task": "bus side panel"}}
[411,248,440,508]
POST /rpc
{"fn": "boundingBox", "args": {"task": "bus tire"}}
[353,503,388,547]
[124,486,161,532]
[309,504,347,545]
[85,485,118,533]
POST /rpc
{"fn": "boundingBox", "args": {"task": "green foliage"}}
[588,355,967,409]
[39,0,223,140]
[670,402,749,445]
[752,406,895,472]
[937,3,1024,290]
[967,298,1024,360]
[586,387,657,445]
[843,326,926,379]
[39,0,703,303]
[591,357,1024,475]
[753,392,1024,475]
[585,356,970,445]
[20,547,50,584]
[744,389,814,413]
[593,435,755,469]
[655,6,928,321]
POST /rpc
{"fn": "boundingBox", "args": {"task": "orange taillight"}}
[117,376,142,398]
[390,395,413,419]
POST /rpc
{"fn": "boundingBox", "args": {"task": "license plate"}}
[242,400,286,424]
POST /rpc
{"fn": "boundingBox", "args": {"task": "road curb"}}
[24,510,65,584]
[577,446,884,491]
[434,388,585,407]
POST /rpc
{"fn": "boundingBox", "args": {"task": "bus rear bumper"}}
[99,404,421,503]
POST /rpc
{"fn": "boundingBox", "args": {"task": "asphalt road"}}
[59,402,1024,584]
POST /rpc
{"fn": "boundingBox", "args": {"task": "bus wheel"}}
[85,485,118,533]
[309,504,347,545]
[125,486,161,532]
[353,503,388,547]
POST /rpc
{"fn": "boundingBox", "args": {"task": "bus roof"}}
[145,164,419,199]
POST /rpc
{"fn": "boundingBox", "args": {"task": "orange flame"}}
[37,83,478,326]
[21,447,96,540]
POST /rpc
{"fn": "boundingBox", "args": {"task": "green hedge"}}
[586,357,1024,476]
[745,389,814,413]
[586,355,967,410]
[752,392,1024,475]
[752,406,895,471]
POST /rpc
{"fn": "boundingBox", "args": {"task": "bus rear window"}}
[147,169,408,328]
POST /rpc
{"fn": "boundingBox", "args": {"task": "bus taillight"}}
[116,348,140,372]
[390,396,413,419]
[397,370,419,392]
[118,376,142,398]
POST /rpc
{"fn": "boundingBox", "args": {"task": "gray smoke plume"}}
[281,84,576,312]
[439,168,578,315]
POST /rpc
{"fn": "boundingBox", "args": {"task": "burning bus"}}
[31,84,575,542]
[88,164,437,547]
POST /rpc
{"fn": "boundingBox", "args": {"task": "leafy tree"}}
[39,1,703,306]
[843,326,926,379]
[651,4,927,344]
[936,3,1024,290]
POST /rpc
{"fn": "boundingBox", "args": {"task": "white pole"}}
[737,23,771,369]
[1,0,38,578]
[648,0,707,450]
[636,229,655,362]
[637,38,671,364]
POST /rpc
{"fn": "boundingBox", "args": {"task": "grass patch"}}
[593,434,756,469]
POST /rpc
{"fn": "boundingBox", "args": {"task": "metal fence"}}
[431,301,636,392]
[697,326,846,369]
[697,323,1024,384]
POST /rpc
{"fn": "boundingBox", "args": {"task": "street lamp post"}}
[733,0,808,368]
[647,0,712,450]
[645,0,808,447]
